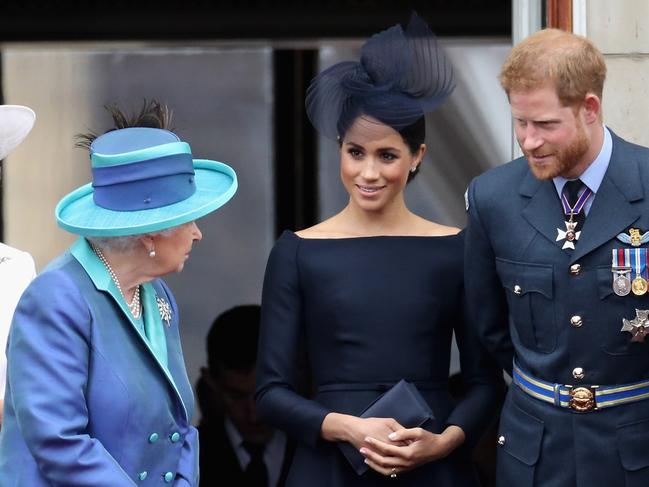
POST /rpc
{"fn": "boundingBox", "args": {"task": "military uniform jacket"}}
[0,244,198,486]
[465,131,649,487]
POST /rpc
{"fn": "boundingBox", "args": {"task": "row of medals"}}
[613,269,646,296]
[612,248,647,296]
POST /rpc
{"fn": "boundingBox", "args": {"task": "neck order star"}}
[92,244,142,319]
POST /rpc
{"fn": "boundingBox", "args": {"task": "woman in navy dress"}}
[255,14,504,486]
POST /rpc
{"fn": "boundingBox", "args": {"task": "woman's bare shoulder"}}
[414,217,461,237]
[294,218,353,239]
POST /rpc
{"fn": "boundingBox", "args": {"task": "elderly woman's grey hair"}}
[86,227,176,254]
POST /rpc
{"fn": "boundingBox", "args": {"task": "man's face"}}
[218,368,273,444]
[510,84,591,180]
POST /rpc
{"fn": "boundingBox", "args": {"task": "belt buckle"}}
[566,385,598,412]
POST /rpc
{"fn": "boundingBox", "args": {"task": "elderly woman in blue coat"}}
[0,107,237,486]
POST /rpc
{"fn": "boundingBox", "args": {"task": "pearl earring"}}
[149,249,156,258]
[410,166,418,173]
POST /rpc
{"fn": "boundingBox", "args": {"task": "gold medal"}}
[631,247,649,296]
[632,276,648,296]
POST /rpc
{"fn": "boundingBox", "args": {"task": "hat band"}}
[92,152,196,211]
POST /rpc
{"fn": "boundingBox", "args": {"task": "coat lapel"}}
[520,170,566,247]
[519,133,644,262]
[70,238,189,421]
[571,134,643,263]
[114,282,189,421]
[150,280,194,421]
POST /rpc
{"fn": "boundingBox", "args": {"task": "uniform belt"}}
[512,361,649,412]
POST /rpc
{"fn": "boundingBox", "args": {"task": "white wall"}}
[586,0,649,146]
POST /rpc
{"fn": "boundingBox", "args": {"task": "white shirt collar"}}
[224,416,287,485]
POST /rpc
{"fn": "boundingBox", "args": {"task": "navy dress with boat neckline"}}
[256,230,503,486]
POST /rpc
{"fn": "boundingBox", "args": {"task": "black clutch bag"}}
[337,379,435,475]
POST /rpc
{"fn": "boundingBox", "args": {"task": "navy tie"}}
[242,441,268,487]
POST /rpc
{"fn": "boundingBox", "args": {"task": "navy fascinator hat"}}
[305,12,455,140]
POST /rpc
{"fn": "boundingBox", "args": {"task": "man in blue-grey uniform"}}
[465,28,649,486]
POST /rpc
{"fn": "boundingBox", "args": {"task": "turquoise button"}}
[138,471,148,481]
[164,471,174,483]
[170,432,181,443]
[148,433,159,443]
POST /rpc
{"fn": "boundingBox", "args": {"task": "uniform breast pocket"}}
[597,266,649,356]
[496,258,556,353]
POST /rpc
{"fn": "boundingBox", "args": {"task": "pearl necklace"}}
[92,245,142,319]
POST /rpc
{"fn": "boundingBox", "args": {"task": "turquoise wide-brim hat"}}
[56,127,237,237]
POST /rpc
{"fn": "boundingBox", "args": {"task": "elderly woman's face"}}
[152,221,202,274]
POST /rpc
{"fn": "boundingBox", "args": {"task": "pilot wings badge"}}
[617,228,649,247]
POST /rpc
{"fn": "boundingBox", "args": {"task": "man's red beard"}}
[524,122,590,180]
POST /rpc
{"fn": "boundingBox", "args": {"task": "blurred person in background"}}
[197,304,293,486]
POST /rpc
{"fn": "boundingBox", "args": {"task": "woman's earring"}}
[410,165,418,173]
[149,249,156,258]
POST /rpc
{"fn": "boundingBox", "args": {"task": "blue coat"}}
[465,131,649,487]
[0,242,198,487]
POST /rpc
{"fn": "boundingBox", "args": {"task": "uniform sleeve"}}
[444,277,506,446]
[255,233,330,448]
[7,270,137,487]
[464,179,515,374]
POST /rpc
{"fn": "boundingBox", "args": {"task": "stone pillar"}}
[585,0,649,146]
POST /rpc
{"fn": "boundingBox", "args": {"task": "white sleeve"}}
[0,249,36,398]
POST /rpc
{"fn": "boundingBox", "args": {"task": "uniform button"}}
[514,285,522,295]
[138,471,148,481]
[164,472,174,483]
[572,367,585,380]
[170,432,181,443]
[497,435,506,446]
[570,315,583,328]
[570,264,581,275]
[148,433,159,443]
